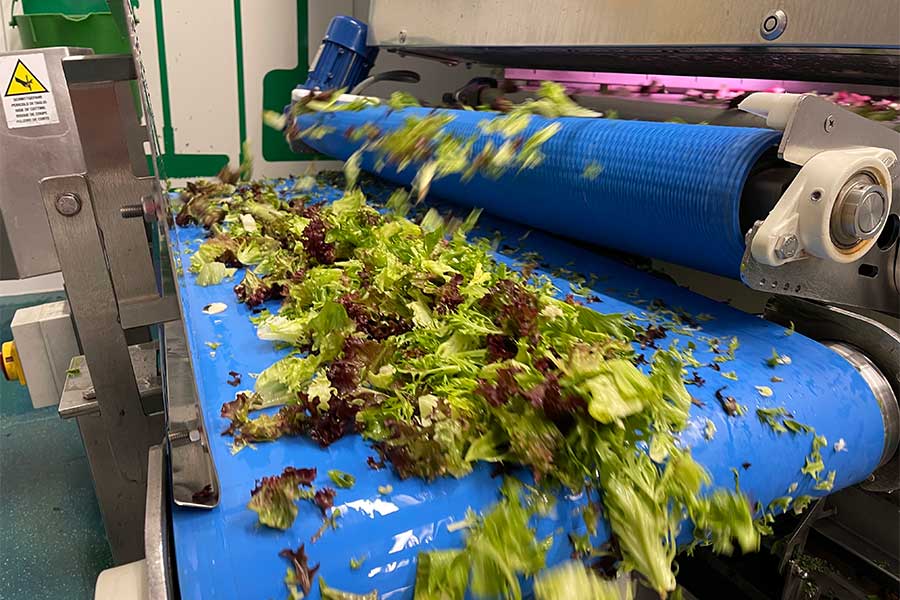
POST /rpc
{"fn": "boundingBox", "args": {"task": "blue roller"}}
[168,179,889,599]
[294,106,782,278]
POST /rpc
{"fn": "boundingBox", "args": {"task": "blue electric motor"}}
[302,15,378,91]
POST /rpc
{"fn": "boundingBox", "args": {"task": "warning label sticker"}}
[0,54,59,129]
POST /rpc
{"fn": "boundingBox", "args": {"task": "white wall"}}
[1,0,21,53]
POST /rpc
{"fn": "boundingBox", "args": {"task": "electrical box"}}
[11,300,79,408]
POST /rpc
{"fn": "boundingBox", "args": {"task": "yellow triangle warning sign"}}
[5,59,48,97]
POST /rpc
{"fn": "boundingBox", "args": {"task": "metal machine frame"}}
[367,0,900,85]
[11,45,220,564]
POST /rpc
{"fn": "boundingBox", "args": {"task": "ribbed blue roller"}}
[168,179,890,599]
[295,106,782,277]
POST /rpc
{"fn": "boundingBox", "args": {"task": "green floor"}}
[0,293,111,600]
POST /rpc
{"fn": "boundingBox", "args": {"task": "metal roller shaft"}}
[825,341,899,468]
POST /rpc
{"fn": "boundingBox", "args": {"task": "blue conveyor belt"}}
[168,178,884,599]
[295,106,782,278]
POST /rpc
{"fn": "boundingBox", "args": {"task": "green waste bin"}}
[10,0,134,54]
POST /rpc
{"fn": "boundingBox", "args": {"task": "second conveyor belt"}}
[167,177,893,599]
[294,105,783,278]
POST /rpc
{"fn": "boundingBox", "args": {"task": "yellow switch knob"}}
[2,341,26,385]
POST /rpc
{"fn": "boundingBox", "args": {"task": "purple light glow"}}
[504,68,885,96]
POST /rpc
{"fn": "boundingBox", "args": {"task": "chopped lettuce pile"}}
[178,172,758,596]
[174,84,772,598]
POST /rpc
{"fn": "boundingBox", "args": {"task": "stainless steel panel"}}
[368,0,900,84]
[371,0,900,47]
[0,47,91,279]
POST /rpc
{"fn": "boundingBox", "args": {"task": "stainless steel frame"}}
[42,170,163,563]
[368,0,900,84]
[33,47,216,562]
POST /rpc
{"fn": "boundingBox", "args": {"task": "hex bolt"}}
[774,234,799,260]
[120,196,158,222]
[120,204,144,219]
[168,429,190,442]
[824,115,835,132]
[55,193,82,216]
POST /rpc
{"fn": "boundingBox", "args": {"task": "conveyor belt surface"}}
[168,178,884,599]
[294,106,782,278]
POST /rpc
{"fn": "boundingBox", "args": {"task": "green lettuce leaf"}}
[196,262,236,286]
[413,550,468,600]
[534,562,633,600]
[318,577,378,600]
[255,355,319,405]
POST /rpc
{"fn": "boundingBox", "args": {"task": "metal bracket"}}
[119,296,181,330]
[739,94,900,314]
[774,95,900,181]
[162,319,220,509]
[60,342,162,419]
[740,218,899,314]
[60,54,178,330]
[41,173,165,563]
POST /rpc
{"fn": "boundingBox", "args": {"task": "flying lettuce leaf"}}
[534,562,633,600]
